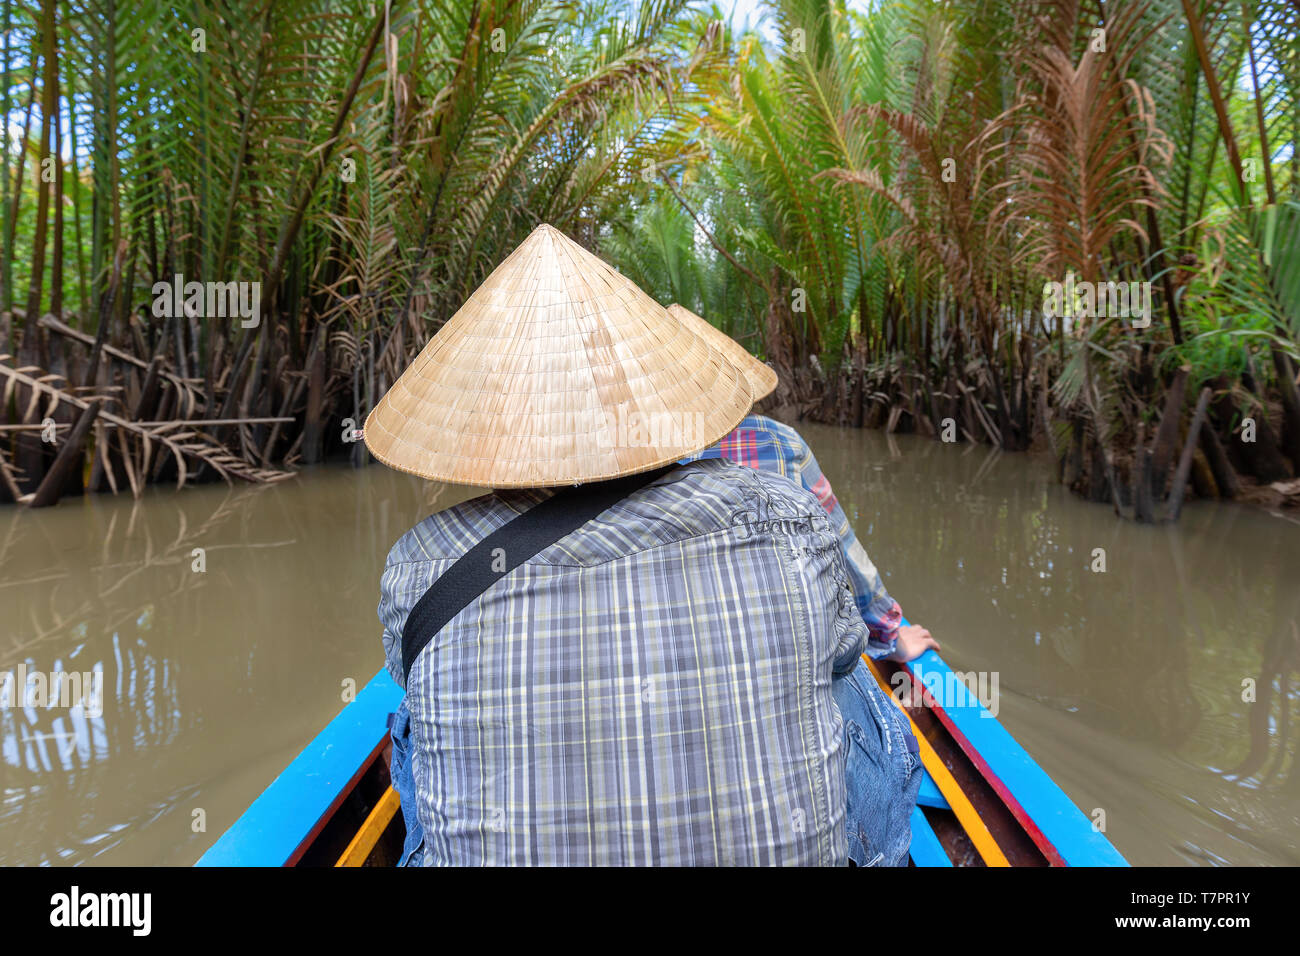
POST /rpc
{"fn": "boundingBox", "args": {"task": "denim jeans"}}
[833,659,922,866]
[388,701,425,867]
[388,657,921,867]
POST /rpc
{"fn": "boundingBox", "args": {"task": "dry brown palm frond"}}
[329,328,361,369]
[994,3,1173,285]
[0,359,291,497]
[35,315,206,416]
[828,94,1021,353]
[815,165,920,227]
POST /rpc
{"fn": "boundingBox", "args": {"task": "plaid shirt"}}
[379,457,866,865]
[684,414,902,657]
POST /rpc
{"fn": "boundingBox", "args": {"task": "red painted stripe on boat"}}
[901,660,1068,867]
[285,734,390,866]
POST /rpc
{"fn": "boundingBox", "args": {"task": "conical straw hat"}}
[667,304,778,401]
[364,224,753,488]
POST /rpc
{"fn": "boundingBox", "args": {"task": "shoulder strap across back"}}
[400,465,674,683]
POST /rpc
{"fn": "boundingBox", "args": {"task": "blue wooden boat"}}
[197,639,1128,867]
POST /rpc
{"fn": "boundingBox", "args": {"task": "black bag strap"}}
[400,465,674,683]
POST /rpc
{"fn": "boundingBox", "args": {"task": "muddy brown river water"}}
[1,422,1297,865]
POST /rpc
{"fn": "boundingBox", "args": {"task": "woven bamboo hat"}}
[364,224,753,487]
[667,304,778,401]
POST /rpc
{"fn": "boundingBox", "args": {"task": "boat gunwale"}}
[196,670,404,867]
[892,647,1129,867]
[197,653,1128,867]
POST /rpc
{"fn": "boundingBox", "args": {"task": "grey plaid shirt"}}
[378,457,867,865]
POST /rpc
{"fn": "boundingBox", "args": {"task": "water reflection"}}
[0,470,470,865]
[0,423,1295,865]
[801,422,1300,865]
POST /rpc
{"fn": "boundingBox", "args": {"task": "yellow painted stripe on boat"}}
[864,657,1011,868]
[335,786,402,867]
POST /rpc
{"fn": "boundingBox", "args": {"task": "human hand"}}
[887,624,940,662]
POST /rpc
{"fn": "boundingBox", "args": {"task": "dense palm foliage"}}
[606,0,1300,516]
[2,0,698,493]
[1,0,1297,518]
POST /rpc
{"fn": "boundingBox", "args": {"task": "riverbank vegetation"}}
[1,0,1296,518]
